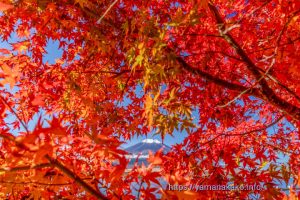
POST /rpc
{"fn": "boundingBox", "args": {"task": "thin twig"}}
[0,180,72,186]
[218,56,276,108]
[137,178,144,199]
[208,2,300,121]
[234,0,272,25]
[230,115,284,136]
[96,0,118,24]
[0,95,29,133]
[200,115,283,146]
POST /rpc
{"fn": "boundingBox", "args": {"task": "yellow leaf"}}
[170,88,176,99]
[260,161,268,169]
[144,94,154,126]
[297,171,300,186]
[168,22,179,27]
[74,0,86,8]
[132,54,143,69]
[154,92,160,103]
[55,59,64,64]
[289,16,299,27]
[145,94,153,113]
[12,41,30,53]
[138,43,144,49]
[236,156,240,165]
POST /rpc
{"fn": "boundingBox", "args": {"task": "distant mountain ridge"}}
[125,139,171,166]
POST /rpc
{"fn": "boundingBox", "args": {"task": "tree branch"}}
[208,3,300,121]
[0,130,108,199]
[0,95,29,133]
[200,115,283,146]
[219,57,276,108]
[0,180,72,186]
[0,163,51,172]
[45,155,108,200]
[175,53,263,98]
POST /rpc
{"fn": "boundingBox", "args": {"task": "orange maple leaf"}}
[0,64,17,89]
[12,41,30,53]
[31,95,45,106]
[148,149,163,165]
[289,65,300,78]
[0,2,13,11]
[0,48,10,54]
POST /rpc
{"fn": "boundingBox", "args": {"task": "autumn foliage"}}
[0,0,299,199]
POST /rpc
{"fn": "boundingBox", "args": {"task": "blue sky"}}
[1,34,295,153]
[0,35,188,148]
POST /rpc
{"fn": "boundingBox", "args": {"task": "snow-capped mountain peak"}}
[142,139,161,144]
[125,139,171,167]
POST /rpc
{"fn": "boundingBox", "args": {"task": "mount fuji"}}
[125,139,171,167]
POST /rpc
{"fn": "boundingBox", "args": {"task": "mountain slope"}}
[125,139,171,166]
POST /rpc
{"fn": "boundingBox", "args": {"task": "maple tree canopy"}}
[0,0,299,199]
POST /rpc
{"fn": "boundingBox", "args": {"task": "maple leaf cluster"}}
[0,0,299,199]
